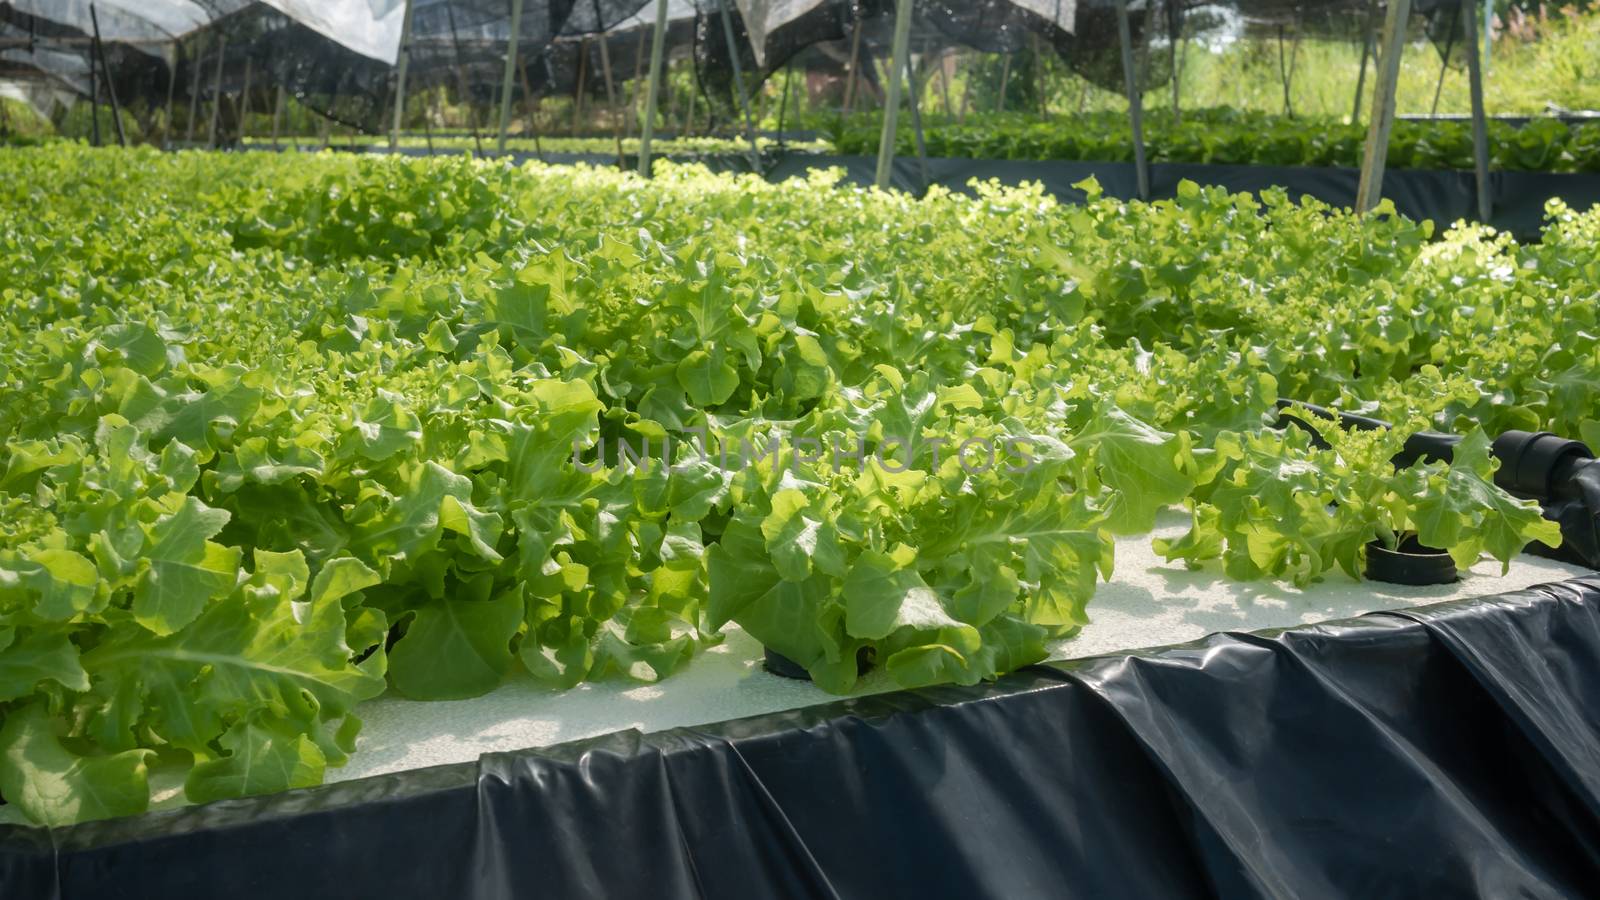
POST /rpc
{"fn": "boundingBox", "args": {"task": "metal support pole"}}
[391,0,417,148]
[1115,0,1148,200]
[1352,0,1378,124]
[874,0,913,188]
[717,0,761,171]
[638,0,671,176]
[1462,0,1490,221]
[1356,0,1413,213]
[207,36,227,148]
[497,0,527,152]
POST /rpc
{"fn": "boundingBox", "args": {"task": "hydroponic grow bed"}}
[4,145,1599,832]
[328,511,1589,787]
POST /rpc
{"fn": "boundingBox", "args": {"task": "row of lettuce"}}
[833,108,1600,172]
[0,146,1595,825]
[241,133,833,157]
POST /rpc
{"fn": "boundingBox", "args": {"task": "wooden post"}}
[517,61,544,158]
[497,0,527,152]
[271,84,284,149]
[841,15,863,116]
[163,45,179,147]
[390,0,417,148]
[1352,0,1379,124]
[572,41,589,134]
[422,87,435,153]
[630,26,646,135]
[207,36,227,148]
[905,40,928,190]
[90,4,125,146]
[1462,0,1490,221]
[444,0,484,154]
[89,31,102,146]
[716,0,761,170]
[1482,0,1492,75]
[1115,0,1148,199]
[666,55,679,129]
[777,60,793,145]
[238,55,252,142]
[639,0,671,175]
[1356,0,1413,213]
[1169,6,1181,122]
[938,50,953,120]
[1430,3,1460,115]
[874,0,913,188]
[997,52,1011,112]
[684,65,697,133]
[593,18,625,167]
[1032,33,1047,120]
[186,40,203,144]
[1276,25,1299,118]
[959,53,973,121]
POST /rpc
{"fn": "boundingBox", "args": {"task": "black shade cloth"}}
[3,574,1600,899]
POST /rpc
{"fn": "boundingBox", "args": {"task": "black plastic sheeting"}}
[365,144,1600,237]
[3,573,1599,899]
[756,155,1600,239]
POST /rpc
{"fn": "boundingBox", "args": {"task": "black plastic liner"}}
[363,145,1600,239]
[4,574,1600,899]
[764,155,1600,239]
[398,146,1600,236]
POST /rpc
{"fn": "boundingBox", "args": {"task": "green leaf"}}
[22,548,101,620]
[185,714,326,804]
[0,630,90,700]
[1071,403,1193,534]
[388,588,524,700]
[843,550,971,642]
[0,704,153,826]
[676,348,739,407]
[132,497,243,635]
[1411,430,1565,571]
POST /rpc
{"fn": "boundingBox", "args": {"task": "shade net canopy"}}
[4,0,1480,143]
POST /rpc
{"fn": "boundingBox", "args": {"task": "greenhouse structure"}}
[2,0,1600,896]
